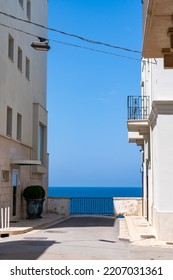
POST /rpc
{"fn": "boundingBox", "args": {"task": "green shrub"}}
[23,185,45,200]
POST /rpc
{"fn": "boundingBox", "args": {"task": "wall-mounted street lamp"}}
[31,37,50,51]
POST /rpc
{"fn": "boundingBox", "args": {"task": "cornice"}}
[149,100,173,128]
[152,100,173,114]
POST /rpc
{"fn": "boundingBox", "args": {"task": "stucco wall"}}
[153,206,173,241]
[48,197,70,216]
[113,198,142,216]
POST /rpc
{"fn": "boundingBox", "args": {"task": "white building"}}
[128,0,173,241]
[0,0,49,220]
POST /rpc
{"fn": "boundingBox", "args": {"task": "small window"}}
[17,113,22,141]
[2,170,9,182]
[25,57,30,80]
[19,0,23,8]
[8,34,14,61]
[17,47,22,72]
[6,106,12,137]
[27,0,31,20]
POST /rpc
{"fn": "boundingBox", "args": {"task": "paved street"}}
[0,216,173,260]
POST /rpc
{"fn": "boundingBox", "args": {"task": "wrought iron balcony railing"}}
[127,96,150,120]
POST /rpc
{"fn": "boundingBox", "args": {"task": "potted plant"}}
[23,185,45,219]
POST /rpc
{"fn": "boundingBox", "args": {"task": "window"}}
[25,57,30,80]
[17,47,22,72]
[27,0,31,20]
[38,123,45,164]
[19,0,23,8]
[6,106,12,137]
[17,113,22,141]
[8,34,14,61]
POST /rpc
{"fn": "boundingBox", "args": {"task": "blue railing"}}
[70,197,114,215]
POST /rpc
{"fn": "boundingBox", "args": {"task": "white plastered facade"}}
[128,0,173,241]
[141,59,173,240]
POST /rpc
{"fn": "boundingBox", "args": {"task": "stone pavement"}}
[0,215,173,259]
[1,213,173,249]
[0,215,131,260]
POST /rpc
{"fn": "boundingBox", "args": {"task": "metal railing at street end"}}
[70,197,114,215]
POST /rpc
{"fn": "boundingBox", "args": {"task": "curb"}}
[0,215,69,237]
[118,218,130,242]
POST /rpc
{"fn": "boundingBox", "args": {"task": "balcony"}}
[128,96,150,120]
[127,96,150,145]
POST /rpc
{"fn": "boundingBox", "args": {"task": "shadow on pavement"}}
[0,239,56,260]
[48,216,116,228]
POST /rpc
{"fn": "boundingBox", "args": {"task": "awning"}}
[10,160,41,166]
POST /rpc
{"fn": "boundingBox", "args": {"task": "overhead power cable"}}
[52,40,142,61]
[0,21,142,62]
[0,11,141,54]
[0,22,38,39]
[0,22,38,38]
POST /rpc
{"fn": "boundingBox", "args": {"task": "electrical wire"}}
[0,10,141,54]
[0,22,38,38]
[52,39,142,61]
[0,21,142,62]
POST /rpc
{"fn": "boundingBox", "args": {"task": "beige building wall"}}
[0,0,49,221]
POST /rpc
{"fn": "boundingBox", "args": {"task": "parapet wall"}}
[47,197,142,217]
[113,197,142,216]
[47,197,70,216]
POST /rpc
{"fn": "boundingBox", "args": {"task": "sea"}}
[48,186,142,198]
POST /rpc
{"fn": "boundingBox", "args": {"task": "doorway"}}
[12,170,19,216]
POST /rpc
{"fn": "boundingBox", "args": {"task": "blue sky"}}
[47,0,142,187]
